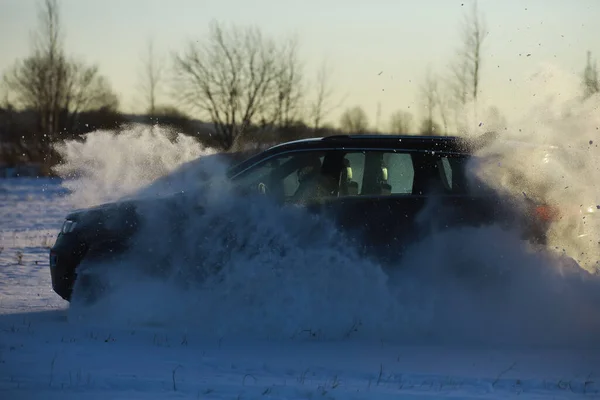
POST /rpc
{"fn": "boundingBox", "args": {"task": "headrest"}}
[381,167,388,181]
[342,158,353,181]
[298,165,318,181]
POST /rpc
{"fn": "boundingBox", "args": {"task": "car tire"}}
[70,271,107,306]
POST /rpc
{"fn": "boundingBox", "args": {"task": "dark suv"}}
[49,134,551,302]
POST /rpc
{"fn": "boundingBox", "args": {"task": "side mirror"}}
[257,182,267,195]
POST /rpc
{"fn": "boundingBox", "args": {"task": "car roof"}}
[261,135,478,158]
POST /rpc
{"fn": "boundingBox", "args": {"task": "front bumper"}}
[49,233,87,301]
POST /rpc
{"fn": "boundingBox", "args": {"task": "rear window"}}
[436,155,489,195]
[340,151,479,196]
[382,153,415,194]
[341,151,414,196]
[437,155,467,193]
[342,151,415,195]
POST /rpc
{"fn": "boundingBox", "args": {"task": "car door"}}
[307,149,502,265]
[301,149,430,264]
[230,146,518,266]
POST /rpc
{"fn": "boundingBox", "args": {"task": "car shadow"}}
[0,308,70,329]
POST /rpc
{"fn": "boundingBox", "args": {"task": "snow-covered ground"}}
[1,176,599,400]
[0,178,70,313]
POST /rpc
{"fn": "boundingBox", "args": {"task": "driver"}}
[291,156,334,203]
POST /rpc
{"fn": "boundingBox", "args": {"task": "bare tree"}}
[419,118,442,135]
[435,89,450,134]
[583,51,599,99]
[61,61,119,127]
[172,21,282,150]
[420,68,440,134]
[448,0,487,128]
[269,35,304,129]
[13,0,65,144]
[447,58,469,133]
[308,60,346,130]
[2,0,118,154]
[374,102,382,133]
[339,106,369,134]
[449,59,469,109]
[388,110,413,134]
[138,37,165,117]
[463,0,487,104]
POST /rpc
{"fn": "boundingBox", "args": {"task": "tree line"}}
[1,0,598,173]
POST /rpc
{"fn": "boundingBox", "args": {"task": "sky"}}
[1,0,599,131]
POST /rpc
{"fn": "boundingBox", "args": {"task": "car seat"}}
[380,166,392,195]
[291,155,339,202]
[339,158,359,196]
[361,157,393,196]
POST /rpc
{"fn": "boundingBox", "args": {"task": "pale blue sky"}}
[1,0,599,129]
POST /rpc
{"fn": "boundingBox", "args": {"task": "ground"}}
[0,178,598,400]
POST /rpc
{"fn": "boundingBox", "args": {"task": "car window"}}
[232,155,293,190]
[338,151,415,196]
[281,166,300,197]
[440,157,453,189]
[231,151,327,202]
[383,153,415,194]
[341,152,366,194]
[437,155,473,194]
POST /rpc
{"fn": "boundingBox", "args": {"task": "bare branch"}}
[389,110,413,134]
[32,0,63,61]
[419,68,443,135]
[435,89,450,135]
[448,0,488,129]
[464,0,487,102]
[420,68,437,128]
[339,106,368,134]
[138,37,165,116]
[268,35,304,128]
[308,59,346,130]
[583,51,600,99]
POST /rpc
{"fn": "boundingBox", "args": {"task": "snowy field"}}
[1,175,599,400]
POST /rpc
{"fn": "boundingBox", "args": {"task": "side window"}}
[338,151,414,196]
[383,153,414,194]
[339,152,365,195]
[438,155,472,193]
[440,157,453,189]
[232,155,293,191]
[282,168,300,197]
[231,151,327,201]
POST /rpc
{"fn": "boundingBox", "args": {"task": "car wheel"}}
[70,271,107,306]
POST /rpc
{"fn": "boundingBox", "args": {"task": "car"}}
[49,133,556,303]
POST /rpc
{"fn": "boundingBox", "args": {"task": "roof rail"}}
[322,134,459,140]
[321,135,350,140]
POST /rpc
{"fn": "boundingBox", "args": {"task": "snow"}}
[1,177,599,400]
[0,178,69,314]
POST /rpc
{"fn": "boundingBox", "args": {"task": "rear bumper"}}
[49,233,87,301]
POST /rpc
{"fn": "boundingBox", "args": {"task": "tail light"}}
[534,204,560,222]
